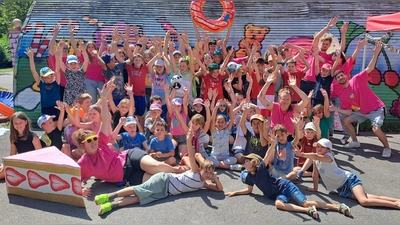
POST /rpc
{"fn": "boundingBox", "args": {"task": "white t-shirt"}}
[313,152,351,192]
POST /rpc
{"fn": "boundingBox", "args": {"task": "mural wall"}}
[11,1,400,124]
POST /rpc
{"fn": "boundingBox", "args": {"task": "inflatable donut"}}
[190,0,235,32]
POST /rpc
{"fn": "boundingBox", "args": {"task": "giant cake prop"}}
[3,146,85,207]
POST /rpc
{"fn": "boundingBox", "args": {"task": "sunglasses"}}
[81,135,98,143]
[219,104,227,107]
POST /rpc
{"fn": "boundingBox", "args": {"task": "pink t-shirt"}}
[303,50,333,82]
[270,102,295,134]
[340,70,385,114]
[78,132,128,182]
[85,56,105,81]
[170,111,187,136]
[330,57,355,98]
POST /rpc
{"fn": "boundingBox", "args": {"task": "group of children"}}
[0,18,398,220]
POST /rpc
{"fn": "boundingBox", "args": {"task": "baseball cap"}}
[213,49,222,55]
[155,59,164,66]
[101,53,115,64]
[208,63,220,70]
[67,55,78,64]
[173,50,182,56]
[250,114,264,122]
[39,67,55,77]
[241,153,263,164]
[322,63,332,70]
[37,114,56,128]
[150,103,162,111]
[304,122,317,131]
[124,116,137,126]
[172,98,183,106]
[313,138,333,150]
[193,98,204,106]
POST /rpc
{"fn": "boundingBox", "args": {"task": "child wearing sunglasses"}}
[75,82,188,198]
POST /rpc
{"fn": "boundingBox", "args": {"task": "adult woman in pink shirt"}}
[258,65,308,141]
[75,83,187,197]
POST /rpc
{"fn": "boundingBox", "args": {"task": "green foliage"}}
[0,1,32,35]
[0,34,11,68]
[0,1,32,68]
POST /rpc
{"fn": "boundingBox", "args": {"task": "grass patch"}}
[0,68,12,73]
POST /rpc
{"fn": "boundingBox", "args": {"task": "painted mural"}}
[10,2,400,125]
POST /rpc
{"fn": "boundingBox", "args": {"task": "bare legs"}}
[351,184,400,209]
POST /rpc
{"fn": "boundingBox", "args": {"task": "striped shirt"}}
[168,171,204,195]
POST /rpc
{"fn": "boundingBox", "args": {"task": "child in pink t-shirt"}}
[165,85,189,158]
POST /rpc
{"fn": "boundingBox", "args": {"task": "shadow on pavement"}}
[7,194,92,220]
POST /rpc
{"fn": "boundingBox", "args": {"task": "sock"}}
[296,170,304,179]
[109,192,118,201]
[111,202,119,209]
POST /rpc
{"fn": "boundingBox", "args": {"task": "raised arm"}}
[226,100,235,131]
[366,41,382,74]
[340,22,348,52]
[312,17,338,50]
[263,136,276,165]
[209,100,220,133]
[240,106,250,136]
[82,42,90,72]
[55,101,65,131]
[68,25,82,57]
[290,75,308,113]
[56,42,67,73]
[48,24,60,56]
[352,38,368,60]
[111,117,125,141]
[99,83,112,136]
[257,74,275,111]
[25,48,40,85]
[202,100,211,133]
[298,50,311,74]
[219,48,234,76]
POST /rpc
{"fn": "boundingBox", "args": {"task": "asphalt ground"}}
[0,72,400,223]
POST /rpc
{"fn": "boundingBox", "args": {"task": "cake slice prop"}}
[3,146,85,207]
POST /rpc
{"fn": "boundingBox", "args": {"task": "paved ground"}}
[1,72,400,223]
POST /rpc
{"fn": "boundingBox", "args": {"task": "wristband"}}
[136,43,143,48]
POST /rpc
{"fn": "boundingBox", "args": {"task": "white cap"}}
[304,122,316,131]
[313,138,332,150]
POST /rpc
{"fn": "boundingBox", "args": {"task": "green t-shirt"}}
[310,115,332,139]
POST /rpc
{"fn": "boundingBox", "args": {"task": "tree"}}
[0,1,32,35]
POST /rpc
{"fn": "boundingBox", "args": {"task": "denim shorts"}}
[276,180,307,206]
[337,173,362,198]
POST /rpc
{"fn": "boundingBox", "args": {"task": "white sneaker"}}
[230,164,243,171]
[382,148,392,158]
[344,141,360,149]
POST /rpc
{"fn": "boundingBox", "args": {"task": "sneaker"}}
[95,194,110,205]
[230,164,243,171]
[382,148,392,158]
[293,170,303,184]
[98,202,113,216]
[340,136,350,145]
[344,141,360,149]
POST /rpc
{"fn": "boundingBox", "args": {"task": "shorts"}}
[276,180,307,206]
[337,173,362,198]
[132,172,170,205]
[173,135,187,145]
[134,96,146,117]
[123,148,148,186]
[233,148,245,156]
[349,107,386,128]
